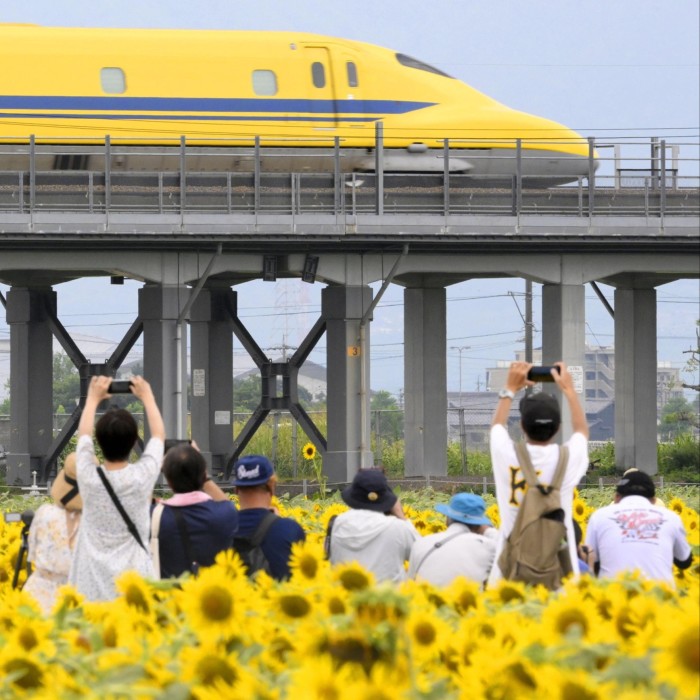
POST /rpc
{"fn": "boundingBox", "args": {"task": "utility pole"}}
[525,280,533,364]
[450,345,470,406]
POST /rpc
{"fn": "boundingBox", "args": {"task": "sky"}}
[0,0,699,400]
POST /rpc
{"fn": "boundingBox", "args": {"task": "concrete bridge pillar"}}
[189,286,235,472]
[322,285,373,483]
[614,284,658,474]
[403,286,447,476]
[6,287,55,485]
[138,284,189,443]
[541,282,586,442]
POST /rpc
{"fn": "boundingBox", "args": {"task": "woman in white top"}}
[68,376,165,602]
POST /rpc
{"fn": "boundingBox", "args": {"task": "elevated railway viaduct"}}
[0,145,698,485]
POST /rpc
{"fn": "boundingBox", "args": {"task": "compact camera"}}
[109,380,133,394]
[527,366,559,382]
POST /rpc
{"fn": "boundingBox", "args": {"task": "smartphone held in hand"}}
[527,366,559,382]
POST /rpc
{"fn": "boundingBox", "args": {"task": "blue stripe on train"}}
[0,96,435,114]
[0,113,378,123]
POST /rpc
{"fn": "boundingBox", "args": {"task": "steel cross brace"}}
[223,293,327,479]
[40,297,144,482]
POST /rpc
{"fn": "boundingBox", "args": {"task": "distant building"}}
[485,346,683,413]
[447,391,615,446]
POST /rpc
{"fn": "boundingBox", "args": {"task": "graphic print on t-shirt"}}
[611,509,665,543]
[508,465,542,506]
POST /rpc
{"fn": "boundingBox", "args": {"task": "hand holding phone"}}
[527,366,559,383]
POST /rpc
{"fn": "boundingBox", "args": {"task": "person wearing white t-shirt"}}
[487,361,589,588]
[585,470,692,587]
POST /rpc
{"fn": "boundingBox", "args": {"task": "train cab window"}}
[311,62,326,88]
[100,67,126,94]
[346,61,359,87]
[395,53,452,78]
[252,70,278,96]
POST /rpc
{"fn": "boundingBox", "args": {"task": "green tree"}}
[659,396,698,440]
[233,374,316,413]
[53,352,81,413]
[371,390,404,442]
[682,319,699,392]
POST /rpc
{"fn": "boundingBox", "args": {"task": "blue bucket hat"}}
[232,455,275,486]
[435,493,492,527]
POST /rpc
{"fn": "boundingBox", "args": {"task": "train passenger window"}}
[311,62,326,88]
[346,61,358,87]
[395,53,452,78]
[252,70,278,96]
[100,67,126,94]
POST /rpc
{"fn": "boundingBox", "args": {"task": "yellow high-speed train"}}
[0,25,594,183]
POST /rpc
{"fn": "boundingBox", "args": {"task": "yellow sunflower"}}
[333,562,375,592]
[287,655,357,700]
[115,570,155,615]
[7,617,55,657]
[289,539,327,582]
[668,497,686,516]
[653,600,700,697]
[444,576,482,614]
[0,647,48,693]
[681,509,700,547]
[178,567,245,639]
[405,610,449,661]
[179,642,248,691]
[272,587,316,622]
[541,592,602,642]
[302,442,317,460]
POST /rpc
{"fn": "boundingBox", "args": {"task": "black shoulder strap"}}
[250,511,279,547]
[97,467,147,552]
[324,514,338,560]
[170,506,199,575]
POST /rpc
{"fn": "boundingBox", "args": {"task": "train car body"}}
[0,25,594,184]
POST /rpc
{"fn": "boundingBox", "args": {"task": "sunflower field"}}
[0,489,698,700]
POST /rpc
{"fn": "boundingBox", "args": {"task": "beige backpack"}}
[497,441,573,590]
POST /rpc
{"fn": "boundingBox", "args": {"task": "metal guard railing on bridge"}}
[0,136,698,218]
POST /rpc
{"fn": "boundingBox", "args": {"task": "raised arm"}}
[492,361,532,427]
[78,376,112,438]
[552,362,589,438]
[129,376,166,442]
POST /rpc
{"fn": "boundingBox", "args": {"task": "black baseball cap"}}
[616,470,655,499]
[519,392,561,441]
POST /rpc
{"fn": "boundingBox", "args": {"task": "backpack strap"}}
[150,502,165,578]
[250,511,279,548]
[324,514,338,561]
[170,506,199,576]
[515,441,541,489]
[550,445,569,490]
[97,467,147,552]
[515,441,570,495]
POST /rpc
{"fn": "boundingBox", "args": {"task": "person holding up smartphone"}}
[327,468,419,583]
[487,361,590,588]
[68,375,165,601]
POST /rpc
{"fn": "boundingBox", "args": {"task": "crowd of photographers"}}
[14,365,693,613]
